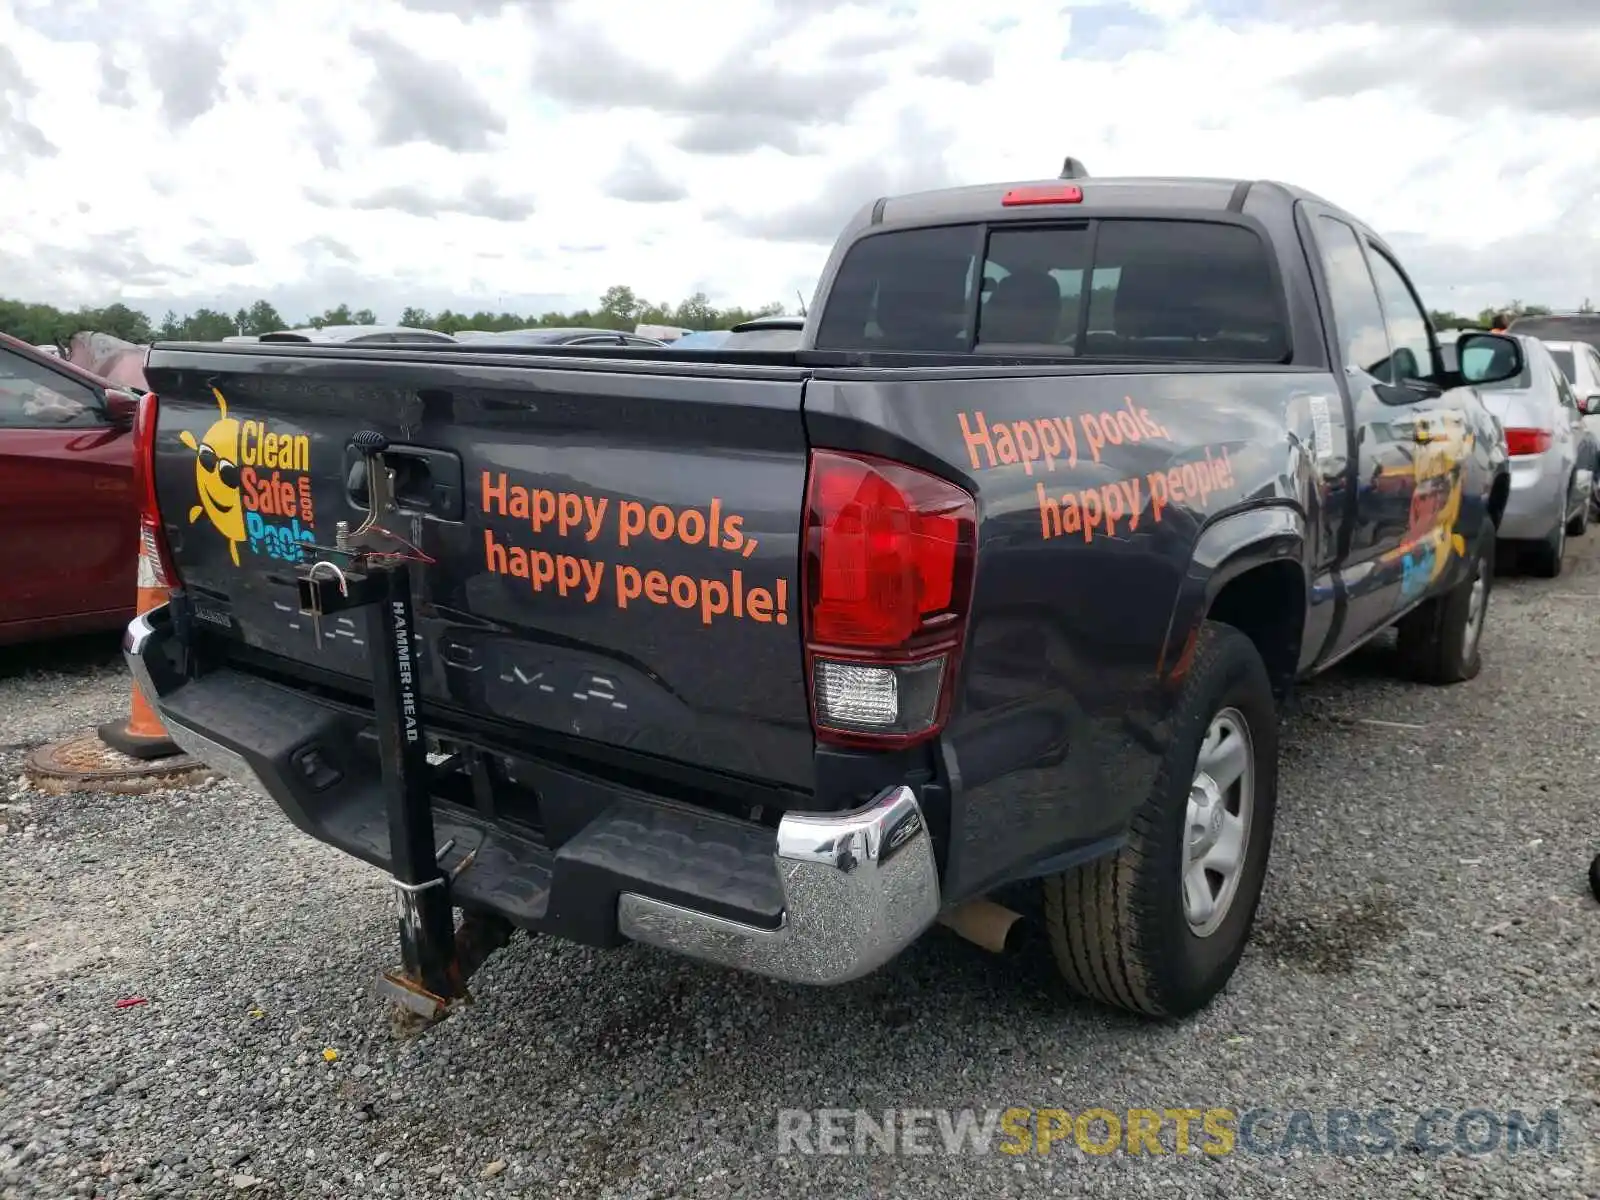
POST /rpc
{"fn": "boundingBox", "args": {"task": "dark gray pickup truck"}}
[127,171,1519,1022]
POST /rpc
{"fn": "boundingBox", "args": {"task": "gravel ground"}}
[2,546,1597,1200]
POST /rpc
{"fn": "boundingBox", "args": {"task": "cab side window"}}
[1313,216,1392,382]
[1363,244,1437,385]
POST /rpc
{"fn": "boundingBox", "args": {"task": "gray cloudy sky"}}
[0,0,1596,322]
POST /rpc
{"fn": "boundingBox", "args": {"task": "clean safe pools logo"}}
[179,387,318,566]
[1387,411,1472,602]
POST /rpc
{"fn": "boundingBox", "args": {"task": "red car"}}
[0,332,144,645]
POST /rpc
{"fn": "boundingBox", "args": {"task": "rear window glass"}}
[814,218,1287,361]
[1549,347,1575,383]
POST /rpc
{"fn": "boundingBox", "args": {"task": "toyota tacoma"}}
[126,170,1517,1020]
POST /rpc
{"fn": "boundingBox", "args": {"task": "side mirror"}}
[103,388,139,429]
[1456,332,1523,386]
[1584,395,1600,416]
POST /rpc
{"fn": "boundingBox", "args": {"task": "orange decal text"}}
[1036,447,1237,544]
[958,396,1173,476]
[479,471,786,626]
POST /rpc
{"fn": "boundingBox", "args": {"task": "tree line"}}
[0,285,791,348]
[1,288,1591,350]
[1428,302,1570,329]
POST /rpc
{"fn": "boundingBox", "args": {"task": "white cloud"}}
[0,0,1596,326]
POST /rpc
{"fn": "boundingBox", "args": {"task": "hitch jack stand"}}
[296,434,514,1029]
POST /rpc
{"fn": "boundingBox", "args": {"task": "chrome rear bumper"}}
[618,784,938,985]
[125,602,941,986]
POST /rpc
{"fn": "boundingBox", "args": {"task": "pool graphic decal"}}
[179,387,318,566]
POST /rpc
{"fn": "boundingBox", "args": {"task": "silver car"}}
[257,325,458,345]
[1451,334,1594,576]
[1545,338,1600,433]
[453,327,669,348]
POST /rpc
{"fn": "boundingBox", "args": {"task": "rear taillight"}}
[1504,427,1552,457]
[134,391,179,589]
[802,450,977,748]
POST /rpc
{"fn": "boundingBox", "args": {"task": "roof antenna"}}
[1059,157,1089,180]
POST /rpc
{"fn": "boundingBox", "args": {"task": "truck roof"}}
[1505,313,1600,351]
[863,175,1338,231]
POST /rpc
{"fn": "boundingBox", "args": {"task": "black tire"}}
[1589,852,1600,904]
[1041,621,1278,1019]
[1396,534,1493,684]
[1526,500,1567,577]
[1566,477,1589,537]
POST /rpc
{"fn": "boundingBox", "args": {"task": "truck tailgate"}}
[143,348,814,788]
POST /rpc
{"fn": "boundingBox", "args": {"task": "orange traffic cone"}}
[96,539,181,761]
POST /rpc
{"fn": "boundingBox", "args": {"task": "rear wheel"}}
[1527,499,1568,578]
[1041,621,1277,1019]
[1566,474,1589,537]
[1397,533,1492,684]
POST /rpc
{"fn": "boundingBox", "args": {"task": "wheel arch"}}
[1487,465,1510,530]
[1162,505,1309,704]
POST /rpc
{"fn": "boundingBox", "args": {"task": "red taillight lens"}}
[802,450,976,748]
[1503,427,1552,456]
[133,391,179,590]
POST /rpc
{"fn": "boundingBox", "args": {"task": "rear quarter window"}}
[815,218,1288,362]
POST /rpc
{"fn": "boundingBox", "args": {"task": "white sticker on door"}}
[1306,394,1336,464]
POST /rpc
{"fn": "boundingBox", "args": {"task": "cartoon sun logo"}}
[179,387,246,566]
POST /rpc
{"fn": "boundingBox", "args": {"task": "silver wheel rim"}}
[1462,560,1487,661]
[1183,708,1254,938]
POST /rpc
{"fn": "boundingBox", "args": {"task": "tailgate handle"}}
[346,442,465,522]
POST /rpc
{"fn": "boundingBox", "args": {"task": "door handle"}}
[345,443,465,522]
